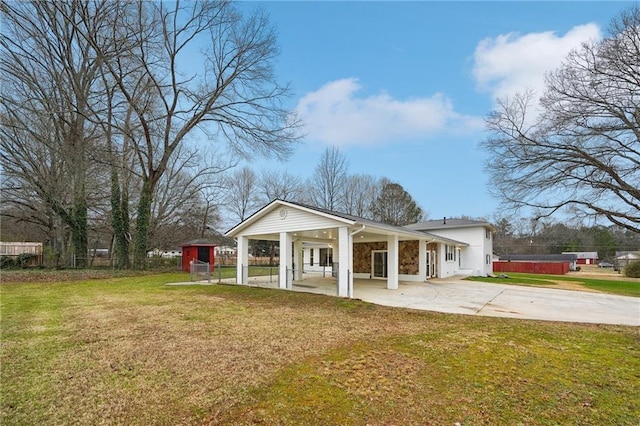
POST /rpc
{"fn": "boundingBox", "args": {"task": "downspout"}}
[347,225,366,298]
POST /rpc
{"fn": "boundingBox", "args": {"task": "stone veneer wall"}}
[399,240,419,275]
[352,240,420,275]
[353,242,386,273]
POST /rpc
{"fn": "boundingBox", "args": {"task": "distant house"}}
[147,248,182,258]
[615,251,640,270]
[214,245,237,257]
[562,251,598,265]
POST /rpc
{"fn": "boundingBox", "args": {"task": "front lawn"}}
[1,273,638,425]
[466,272,640,297]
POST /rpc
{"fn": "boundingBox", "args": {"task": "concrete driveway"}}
[351,278,639,326]
[179,276,639,326]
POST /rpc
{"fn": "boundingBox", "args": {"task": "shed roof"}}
[179,239,217,247]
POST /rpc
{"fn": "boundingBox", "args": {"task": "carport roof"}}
[225,199,468,246]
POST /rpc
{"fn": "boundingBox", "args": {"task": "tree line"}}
[2,3,638,268]
[493,217,640,261]
[1,2,426,269]
[224,146,425,227]
[1,1,299,268]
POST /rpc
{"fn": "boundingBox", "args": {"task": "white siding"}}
[439,243,458,277]
[239,206,349,236]
[428,227,493,276]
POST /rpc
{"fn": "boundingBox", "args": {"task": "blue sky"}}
[238,1,634,221]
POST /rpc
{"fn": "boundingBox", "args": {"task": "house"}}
[615,251,640,270]
[562,251,598,265]
[147,248,183,258]
[214,245,237,257]
[405,218,495,277]
[225,200,494,298]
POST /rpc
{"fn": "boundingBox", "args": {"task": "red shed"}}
[180,240,215,272]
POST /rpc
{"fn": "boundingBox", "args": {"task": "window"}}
[486,228,492,239]
[309,248,314,266]
[445,245,455,262]
[319,248,333,266]
[486,254,491,265]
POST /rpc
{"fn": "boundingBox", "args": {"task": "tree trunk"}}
[111,169,131,269]
[70,120,88,268]
[133,180,153,269]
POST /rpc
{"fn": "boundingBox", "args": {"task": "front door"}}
[372,251,388,278]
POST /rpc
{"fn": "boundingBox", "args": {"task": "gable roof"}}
[405,218,496,232]
[225,199,468,246]
[562,251,598,259]
[179,239,216,247]
[224,199,355,236]
[615,251,640,260]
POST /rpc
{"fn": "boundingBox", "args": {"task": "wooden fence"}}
[493,261,570,275]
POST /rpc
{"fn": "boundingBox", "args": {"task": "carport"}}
[225,199,466,297]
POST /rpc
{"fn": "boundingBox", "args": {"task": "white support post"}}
[387,234,399,290]
[419,240,427,282]
[279,232,292,289]
[236,236,248,284]
[348,233,354,298]
[293,240,303,281]
[337,226,350,297]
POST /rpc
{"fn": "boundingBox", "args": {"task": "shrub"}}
[16,253,37,268]
[624,260,640,278]
[0,256,15,269]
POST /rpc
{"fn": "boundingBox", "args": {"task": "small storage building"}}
[180,240,215,272]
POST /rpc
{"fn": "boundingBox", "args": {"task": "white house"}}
[225,200,494,298]
[214,245,237,257]
[405,218,495,277]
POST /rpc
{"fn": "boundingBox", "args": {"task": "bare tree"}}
[308,146,349,211]
[150,144,232,242]
[224,166,260,224]
[53,1,302,268]
[370,179,424,226]
[0,1,120,266]
[342,174,380,218]
[257,169,303,204]
[482,5,640,233]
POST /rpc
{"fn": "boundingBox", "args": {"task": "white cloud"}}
[295,78,483,147]
[472,23,601,101]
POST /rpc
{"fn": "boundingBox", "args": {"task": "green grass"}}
[210,265,279,280]
[466,272,640,297]
[1,273,639,425]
